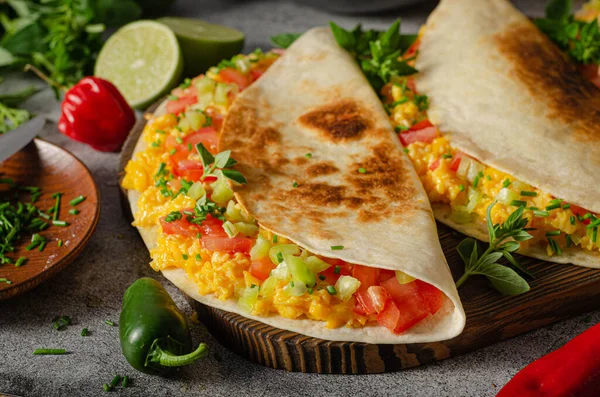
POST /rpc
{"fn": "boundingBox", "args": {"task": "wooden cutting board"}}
[118,101,600,374]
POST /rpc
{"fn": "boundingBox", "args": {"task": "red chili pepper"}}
[58,77,135,152]
[497,323,600,397]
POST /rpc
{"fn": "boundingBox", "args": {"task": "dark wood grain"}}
[0,139,100,300]
[119,101,600,374]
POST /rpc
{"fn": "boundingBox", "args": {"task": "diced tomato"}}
[352,264,379,291]
[380,83,394,103]
[183,127,219,153]
[406,78,417,93]
[250,68,265,81]
[355,290,377,315]
[172,159,204,181]
[219,68,252,91]
[201,236,254,254]
[250,257,277,281]
[205,107,224,131]
[353,299,367,315]
[160,210,201,237]
[570,204,592,225]
[378,277,429,333]
[199,215,227,237]
[399,120,439,146]
[378,269,396,283]
[579,64,600,89]
[166,94,197,115]
[429,158,441,171]
[367,286,389,313]
[415,280,443,315]
[376,298,428,334]
[449,151,464,172]
[319,260,352,285]
[404,39,420,58]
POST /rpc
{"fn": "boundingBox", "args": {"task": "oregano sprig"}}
[195,143,247,184]
[455,202,534,296]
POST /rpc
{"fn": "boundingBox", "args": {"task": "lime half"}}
[157,17,245,78]
[95,20,183,110]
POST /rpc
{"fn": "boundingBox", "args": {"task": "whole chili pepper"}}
[58,77,135,152]
[497,322,600,397]
[119,277,208,376]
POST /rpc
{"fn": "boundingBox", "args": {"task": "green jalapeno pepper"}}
[119,278,207,375]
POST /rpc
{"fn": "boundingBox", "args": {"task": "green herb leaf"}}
[221,169,247,184]
[329,22,356,51]
[195,143,215,169]
[214,150,232,169]
[270,32,302,49]
[545,0,571,20]
[478,263,530,296]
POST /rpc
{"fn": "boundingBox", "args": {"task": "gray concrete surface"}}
[0,0,596,396]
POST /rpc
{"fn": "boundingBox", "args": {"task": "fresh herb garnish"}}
[69,195,86,206]
[455,202,533,295]
[52,315,71,331]
[329,19,418,90]
[33,348,66,355]
[270,32,303,49]
[331,245,344,250]
[81,328,88,336]
[195,144,247,184]
[535,0,600,65]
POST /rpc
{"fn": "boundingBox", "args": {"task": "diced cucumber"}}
[496,188,519,206]
[466,187,482,213]
[210,177,233,204]
[335,275,361,301]
[450,205,473,224]
[222,221,239,238]
[234,222,258,237]
[225,200,254,223]
[185,110,207,130]
[284,253,316,288]
[187,182,205,200]
[214,83,237,107]
[238,285,259,313]
[250,234,271,260]
[304,256,331,274]
[260,276,278,297]
[269,244,300,265]
[270,262,290,280]
[466,160,485,183]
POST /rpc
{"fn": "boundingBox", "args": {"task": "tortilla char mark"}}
[297,99,372,142]
[305,161,340,178]
[494,21,600,142]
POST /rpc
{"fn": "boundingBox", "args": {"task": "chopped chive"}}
[51,192,63,221]
[81,328,88,336]
[175,136,183,144]
[33,348,66,355]
[545,203,561,211]
[168,95,179,101]
[57,239,63,247]
[326,286,337,295]
[105,320,115,326]
[38,240,46,252]
[318,275,326,281]
[38,211,50,220]
[485,175,491,181]
[151,140,161,148]
[510,200,527,207]
[545,230,561,236]
[459,184,465,192]
[502,179,511,188]
[195,254,201,261]
[441,153,452,159]
[305,153,312,158]
[570,215,577,225]
[52,315,71,330]
[334,265,341,274]
[187,143,193,152]
[289,281,295,288]
[0,177,14,185]
[69,209,79,215]
[122,376,129,388]
[533,210,550,217]
[169,148,177,155]
[52,220,69,227]
[308,288,314,295]
[562,203,571,209]
[103,384,111,392]
[156,129,166,134]
[196,233,202,239]
[331,245,344,250]
[547,237,562,255]
[14,256,26,267]
[587,218,600,229]
[276,252,283,263]
[566,234,573,248]
[69,196,86,206]
[110,375,121,388]
[549,198,563,205]
[593,227,598,243]
[473,173,481,188]
[583,213,593,220]
[272,235,278,243]
[0,278,12,284]
[292,181,298,188]
[182,254,189,260]
[395,125,409,133]
[403,148,409,154]
[528,206,539,211]
[358,168,367,174]
[521,191,537,197]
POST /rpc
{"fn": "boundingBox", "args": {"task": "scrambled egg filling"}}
[386,79,600,256]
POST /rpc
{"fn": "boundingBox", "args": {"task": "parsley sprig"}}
[535,0,600,65]
[455,202,534,295]
[195,144,247,184]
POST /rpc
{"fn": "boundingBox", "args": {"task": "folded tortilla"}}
[127,27,465,343]
[416,0,600,267]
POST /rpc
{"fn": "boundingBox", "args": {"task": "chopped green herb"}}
[69,209,80,215]
[547,237,562,255]
[503,179,511,188]
[545,230,561,236]
[103,384,111,392]
[176,136,183,144]
[292,181,298,188]
[0,278,12,284]
[110,375,121,388]
[182,254,189,260]
[51,192,63,221]
[587,217,600,229]
[520,191,538,197]
[14,256,26,267]
[326,285,337,295]
[81,328,88,336]
[151,140,161,148]
[69,195,86,206]
[164,211,182,223]
[308,288,314,295]
[57,239,63,247]
[510,200,527,207]
[305,153,312,158]
[272,235,278,243]
[168,95,179,101]
[52,220,69,227]
[593,227,598,243]
[358,168,367,174]
[319,275,326,281]
[570,215,577,225]
[122,376,129,388]
[395,125,409,133]
[459,184,465,192]
[566,234,573,248]
[403,147,410,154]
[169,148,177,155]
[276,252,284,263]
[105,320,115,326]
[441,153,452,159]
[562,203,571,209]
[334,265,341,274]
[533,210,550,217]
[473,173,482,188]
[195,254,201,261]
[33,349,66,355]
[545,203,562,211]
[156,129,166,135]
[52,315,71,331]
[331,245,344,250]
[485,175,492,181]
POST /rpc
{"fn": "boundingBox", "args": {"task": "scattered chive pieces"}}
[358,168,367,174]
[587,218,600,229]
[38,240,47,252]
[195,254,201,261]
[319,275,326,281]
[187,143,192,152]
[485,175,491,181]
[272,235,278,243]
[110,375,121,388]
[289,281,295,288]
[169,148,177,155]
[52,315,71,330]
[529,206,539,211]
[583,213,593,220]
[403,148,409,154]
[276,252,284,263]
[334,265,341,274]
[0,278,12,284]
[292,181,298,188]
[305,153,312,158]
[545,203,561,211]
[103,384,111,392]
[326,286,337,295]
[510,200,527,207]
[331,245,344,250]
[151,141,161,148]
[562,203,571,209]
[69,209,79,215]
[308,288,314,295]
[105,320,115,326]
[175,136,183,144]
[441,153,452,159]
[521,191,537,197]
[14,256,26,267]
[395,125,409,132]
[570,215,577,225]
[459,184,465,192]
[52,220,69,227]
[33,348,66,355]
[69,195,86,206]
[38,211,50,220]
[122,376,129,388]
[545,230,561,236]
[533,210,550,217]
[51,192,63,221]
[81,328,88,336]
[196,233,201,239]
[566,234,573,248]
[547,237,562,255]
[182,254,189,260]
[57,239,63,247]
[502,179,511,188]
[156,129,165,134]
[593,227,598,243]
[168,95,179,101]
[472,174,481,188]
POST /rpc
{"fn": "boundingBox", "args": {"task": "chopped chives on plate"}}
[81,328,88,336]
[331,245,344,250]
[33,348,66,355]
[69,195,86,206]
[305,153,312,158]
[587,218,600,229]
[441,153,452,159]
[334,265,341,274]
[57,239,63,247]
[0,278,12,284]
[272,235,278,243]
[510,200,527,207]
[276,252,283,263]
[520,191,537,197]
[105,320,115,326]
[110,375,122,388]
[122,376,129,388]
[358,167,367,174]
[545,230,561,236]
[14,256,26,267]
[533,210,549,217]
[326,286,337,295]
[52,220,69,227]
[502,179,511,188]
[570,215,577,225]
[103,384,111,392]
[545,203,561,210]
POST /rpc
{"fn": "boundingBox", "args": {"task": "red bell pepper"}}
[497,322,600,397]
[58,77,135,152]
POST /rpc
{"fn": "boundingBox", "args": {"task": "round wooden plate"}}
[0,139,100,300]
[119,99,600,374]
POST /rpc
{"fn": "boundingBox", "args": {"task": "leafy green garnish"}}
[270,33,302,49]
[455,202,534,296]
[195,144,247,184]
[329,19,418,90]
[535,0,600,64]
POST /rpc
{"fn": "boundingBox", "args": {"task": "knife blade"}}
[0,116,46,162]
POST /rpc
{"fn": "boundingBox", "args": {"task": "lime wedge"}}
[157,17,245,78]
[94,20,183,110]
